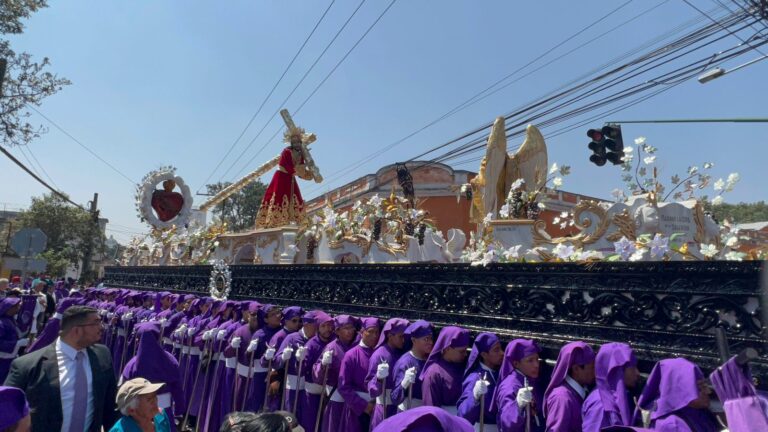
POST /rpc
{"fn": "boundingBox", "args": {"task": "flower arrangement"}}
[497,162,571,220]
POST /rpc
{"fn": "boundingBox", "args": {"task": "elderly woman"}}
[110,378,171,432]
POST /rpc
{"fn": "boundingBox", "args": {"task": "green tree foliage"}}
[206,181,267,232]
[15,193,105,276]
[0,0,70,147]
[703,201,768,224]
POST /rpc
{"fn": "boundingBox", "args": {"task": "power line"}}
[19,144,61,190]
[196,0,338,193]
[217,0,370,182]
[683,0,767,55]
[0,144,84,209]
[28,106,137,185]
[229,0,398,181]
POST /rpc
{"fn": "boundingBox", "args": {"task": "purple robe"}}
[493,339,544,432]
[0,385,30,431]
[250,323,281,412]
[457,332,499,428]
[543,341,595,432]
[371,405,474,432]
[582,343,636,432]
[419,326,470,414]
[391,352,427,411]
[710,355,768,432]
[0,298,22,383]
[314,337,355,432]
[339,341,376,432]
[201,319,240,432]
[635,358,718,432]
[300,331,334,432]
[222,322,255,414]
[122,322,185,432]
[275,327,311,415]
[366,318,408,430]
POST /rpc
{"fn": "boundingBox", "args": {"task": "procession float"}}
[108,110,768,383]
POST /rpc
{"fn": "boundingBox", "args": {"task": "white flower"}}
[699,244,719,258]
[725,172,740,191]
[352,200,362,210]
[712,196,724,206]
[643,156,656,165]
[553,217,561,224]
[648,234,669,258]
[483,212,493,224]
[549,163,558,175]
[472,250,497,267]
[559,222,567,229]
[578,250,602,260]
[553,243,575,260]
[552,177,563,188]
[611,188,624,199]
[368,194,383,207]
[510,178,525,190]
[634,136,646,146]
[499,204,511,218]
[724,251,746,261]
[559,211,569,219]
[537,202,546,209]
[725,235,738,248]
[713,178,725,191]
[629,248,646,262]
[613,237,637,261]
[502,245,521,261]
[703,162,714,169]
[623,147,634,155]
[688,166,699,175]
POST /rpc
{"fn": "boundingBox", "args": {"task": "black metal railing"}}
[104,261,767,384]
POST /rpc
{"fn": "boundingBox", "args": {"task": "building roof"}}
[736,221,768,231]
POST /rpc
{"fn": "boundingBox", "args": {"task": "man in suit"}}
[4,305,119,432]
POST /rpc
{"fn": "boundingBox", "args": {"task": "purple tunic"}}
[122,322,185,432]
[0,298,22,383]
[543,341,595,432]
[582,343,636,432]
[635,358,718,432]
[457,332,499,427]
[391,351,427,413]
[493,339,544,432]
[300,332,334,432]
[419,326,470,413]
[371,405,475,432]
[275,327,311,415]
[710,355,768,432]
[338,342,376,432]
[313,337,355,432]
[250,323,281,412]
[201,319,240,432]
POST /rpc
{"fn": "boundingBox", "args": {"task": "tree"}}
[704,201,768,225]
[15,193,105,276]
[206,181,267,231]
[0,0,70,147]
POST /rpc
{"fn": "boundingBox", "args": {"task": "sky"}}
[2,0,767,244]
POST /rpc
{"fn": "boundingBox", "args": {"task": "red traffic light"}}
[587,129,603,141]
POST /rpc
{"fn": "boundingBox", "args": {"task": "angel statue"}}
[469,117,548,222]
[254,110,323,228]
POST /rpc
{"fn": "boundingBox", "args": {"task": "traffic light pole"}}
[607,118,768,124]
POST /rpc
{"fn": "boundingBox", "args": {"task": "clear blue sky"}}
[2,0,766,244]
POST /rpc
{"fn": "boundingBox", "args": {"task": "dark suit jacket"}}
[3,342,119,432]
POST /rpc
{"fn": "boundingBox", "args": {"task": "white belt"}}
[0,351,16,359]
[304,382,323,395]
[441,405,458,415]
[189,347,201,356]
[181,346,190,354]
[356,390,372,402]
[285,374,305,391]
[157,392,172,409]
[398,398,422,411]
[329,390,345,403]
[53,313,63,320]
[173,342,180,349]
[475,424,498,432]
[376,389,392,405]
[117,329,126,336]
[212,353,221,361]
[225,357,237,368]
[162,337,173,345]
[236,362,268,377]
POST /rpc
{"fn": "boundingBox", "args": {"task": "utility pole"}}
[81,193,99,282]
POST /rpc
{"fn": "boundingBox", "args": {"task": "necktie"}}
[69,351,88,432]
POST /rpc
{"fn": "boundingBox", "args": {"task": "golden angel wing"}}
[506,124,548,193]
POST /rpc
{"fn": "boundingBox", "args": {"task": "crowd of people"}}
[0,284,765,432]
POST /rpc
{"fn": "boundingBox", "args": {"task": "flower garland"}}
[135,166,193,230]
[208,259,231,300]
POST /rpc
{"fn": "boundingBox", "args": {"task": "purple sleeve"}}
[653,415,695,432]
[457,372,481,424]
[390,359,408,406]
[544,388,580,432]
[581,391,609,432]
[366,352,383,399]
[338,350,369,416]
[496,378,525,432]
[168,371,187,416]
[421,367,443,407]
[0,321,18,352]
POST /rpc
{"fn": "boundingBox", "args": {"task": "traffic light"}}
[587,124,623,166]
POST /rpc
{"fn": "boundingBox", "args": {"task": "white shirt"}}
[565,375,587,400]
[56,338,95,432]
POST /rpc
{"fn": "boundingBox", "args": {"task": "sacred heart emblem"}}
[151,179,185,222]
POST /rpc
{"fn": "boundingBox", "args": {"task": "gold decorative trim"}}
[606,209,637,242]
[532,200,611,248]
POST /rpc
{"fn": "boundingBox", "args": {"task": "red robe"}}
[256,147,312,228]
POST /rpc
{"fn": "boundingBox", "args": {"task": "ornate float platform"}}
[104,260,768,386]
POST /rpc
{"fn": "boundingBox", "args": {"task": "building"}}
[735,221,768,252]
[304,161,606,238]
